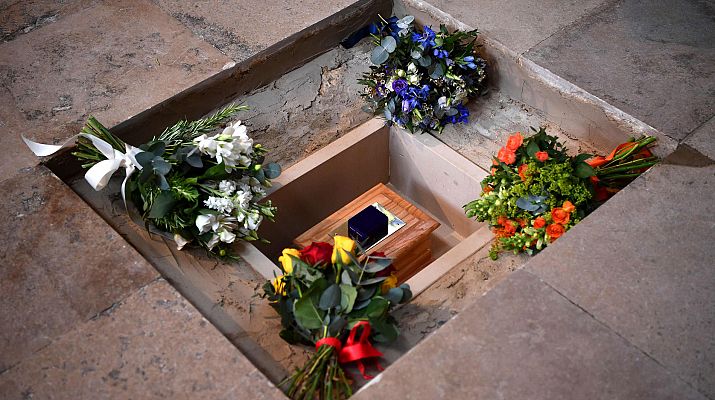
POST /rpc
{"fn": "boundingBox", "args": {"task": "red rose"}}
[518,164,529,181]
[551,207,570,225]
[535,151,549,162]
[546,224,565,240]
[497,147,516,165]
[505,133,523,152]
[299,242,333,266]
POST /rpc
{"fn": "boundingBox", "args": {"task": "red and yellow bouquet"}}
[263,236,411,399]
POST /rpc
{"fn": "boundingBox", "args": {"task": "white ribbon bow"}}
[22,133,144,204]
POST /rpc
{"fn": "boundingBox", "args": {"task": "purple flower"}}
[392,79,408,95]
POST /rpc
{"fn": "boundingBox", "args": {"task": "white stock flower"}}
[233,189,252,211]
[204,196,234,214]
[244,210,263,231]
[196,213,237,234]
[193,134,218,157]
[219,180,237,195]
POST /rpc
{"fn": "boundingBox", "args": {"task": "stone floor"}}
[1,0,713,399]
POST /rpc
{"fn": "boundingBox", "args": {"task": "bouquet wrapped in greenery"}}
[464,128,658,259]
[359,15,487,133]
[23,104,281,257]
[263,236,411,400]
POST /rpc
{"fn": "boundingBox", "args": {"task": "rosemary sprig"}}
[157,103,249,143]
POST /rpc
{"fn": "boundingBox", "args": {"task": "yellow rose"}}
[381,274,398,294]
[331,235,356,265]
[272,275,287,296]
[278,248,300,274]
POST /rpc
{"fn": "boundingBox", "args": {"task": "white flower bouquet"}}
[24,104,281,257]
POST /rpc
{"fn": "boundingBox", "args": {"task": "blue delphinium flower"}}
[447,103,469,124]
[402,97,420,113]
[411,26,437,48]
[433,48,449,59]
[462,55,478,69]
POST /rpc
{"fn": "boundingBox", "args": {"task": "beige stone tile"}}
[0,0,230,149]
[0,279,284,399]
[527,163,715,397]
[0,166,158,371]
[356,270,706,400]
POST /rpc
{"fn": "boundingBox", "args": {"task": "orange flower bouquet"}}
[464,127,658,259]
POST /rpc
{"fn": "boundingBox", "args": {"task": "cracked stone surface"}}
[0,166,159,373]
[0,279,284,400]
[228,39,374,171]
[0,0,230,181]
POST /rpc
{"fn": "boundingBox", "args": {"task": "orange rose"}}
[491,167,497,176]
[505,133,523,152]
[497,216,509,226]
[562,200,575,214]
[533,216,546,229]
[546,223,565,240]
[497,147,516,165]
[551,207,570,225]
[535,151,549,162]
[503,221,517,236]
[483,185,493,193]
[518,164,529,181]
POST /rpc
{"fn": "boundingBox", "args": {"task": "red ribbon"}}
[315,337,342,352]
[338,321,384,379]
[314,321,384,380]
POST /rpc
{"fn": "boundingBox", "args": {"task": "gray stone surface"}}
[154,0,360,61]
[526,0,715,140]
[0,0,230,182]
[0,166,159,373]
[422,0,608,54]
[684,116,715,161]
[356,270,705,400]
[0,279,284,400]
[526,163,715,398]
[0,0,97,42]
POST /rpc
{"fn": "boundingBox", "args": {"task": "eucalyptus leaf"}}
[429,62,444,78]
[384,287,404,304]
[148,191,176,218]
[410,49,422,59]
[418,55,432,67]
[396,15,414,28]
[365,297,389,319]
[157,174,170,190]
[135,151,154,169]
[356,285,377,302]
[319,284,341,310]
[358,276,388,286]
[185,152,203,168]
[371,46,389,65]
[263,162,282,179]
[352,298,371,311]
[148,141,165,156]
[399,284,413,303]
[516,197,539,212]
[341,270,352,286]
[152,157,171,175]
[340,284,358,314]
[381,36,397,52]
[363,260,392,273]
